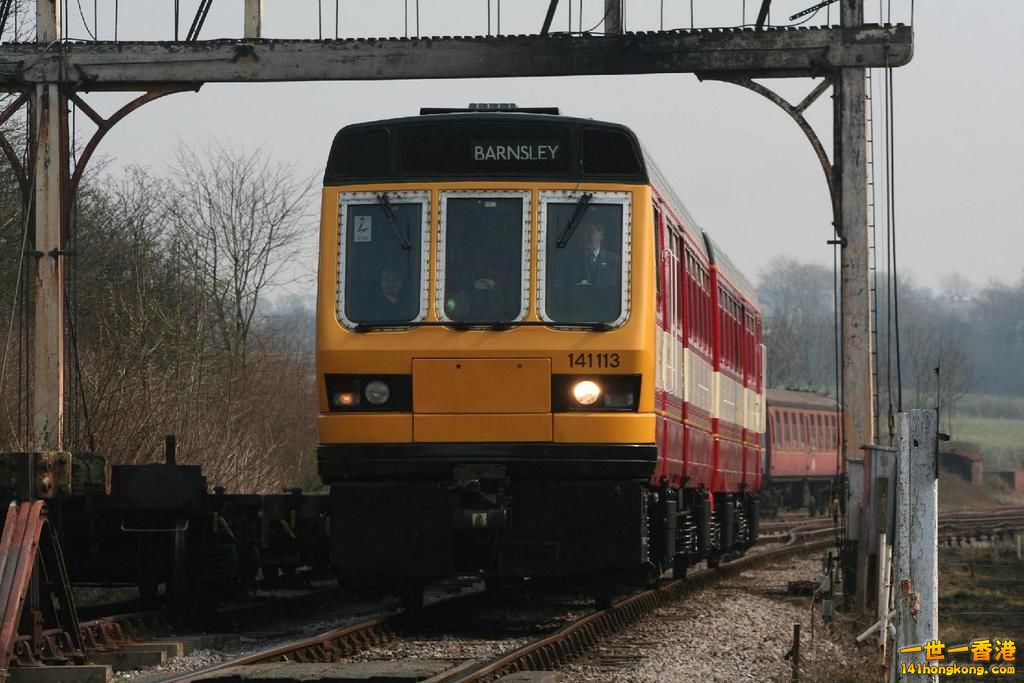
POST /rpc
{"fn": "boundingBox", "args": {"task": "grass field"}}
[937,543,1023,682]
[951,394,1024,471]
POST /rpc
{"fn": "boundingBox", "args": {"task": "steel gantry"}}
[3,0,908,605]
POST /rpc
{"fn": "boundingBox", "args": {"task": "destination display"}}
[471,142,562,162]
[325,114,646,183]
[401,123,572,175]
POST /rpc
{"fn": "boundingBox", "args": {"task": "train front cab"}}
[316,178,659,587]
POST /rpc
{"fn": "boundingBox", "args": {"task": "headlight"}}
[572,380,602,406]
[364,380,391,406]
[334,391,359,407]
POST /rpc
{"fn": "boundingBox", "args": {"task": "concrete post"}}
[35,0,60,43]
[244,0,263,39]
[838,0,875,611]
[31,0,64,451]
[890,410,938,683]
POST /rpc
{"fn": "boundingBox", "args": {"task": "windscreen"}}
[340,194,425,325]
[543,199,626,325]
[441,195,527,323]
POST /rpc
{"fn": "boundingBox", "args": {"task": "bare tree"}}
[757,256,836,390]
[166,142,314,367]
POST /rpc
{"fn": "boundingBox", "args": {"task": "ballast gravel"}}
[563,557,871,683]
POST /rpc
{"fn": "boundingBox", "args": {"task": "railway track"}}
[22,508,1018,681]
[156,527,834,682]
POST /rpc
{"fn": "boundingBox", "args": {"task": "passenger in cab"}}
[367,265,417,321]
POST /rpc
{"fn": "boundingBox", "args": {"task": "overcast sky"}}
[46,0,1023,297]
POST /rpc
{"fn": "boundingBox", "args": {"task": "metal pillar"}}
[890,410,938,683]
[31,0,64,451]
[604,0,622,34]
[244,0,263,39]
[838,0,875,611]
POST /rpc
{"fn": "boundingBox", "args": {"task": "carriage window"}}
[440,193,529,323]
[339,192,427,326]
[541,192,629,325]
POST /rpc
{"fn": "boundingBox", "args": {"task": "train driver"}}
[569,223,620,287]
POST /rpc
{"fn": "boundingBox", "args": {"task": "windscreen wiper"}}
[377,192,411,249]
[556,192,593,248]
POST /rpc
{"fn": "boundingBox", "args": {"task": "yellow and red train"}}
[315,106,765,603]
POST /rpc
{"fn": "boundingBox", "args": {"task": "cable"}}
[663,8,823,33]
[832,228,842,499]
[70,99,78,449]
[0,126,38,449]
[65,279,96,452]
[581,3,614,34]
[74,0,96,40]
[887,66,903,411]
[0,208,31,423]
[115,0,118,40]
[318,0,323,40]
[882,68,894,440]
[867,67,881,441]
[335,0,339,39]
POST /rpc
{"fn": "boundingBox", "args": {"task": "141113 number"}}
[568,352,621,368]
